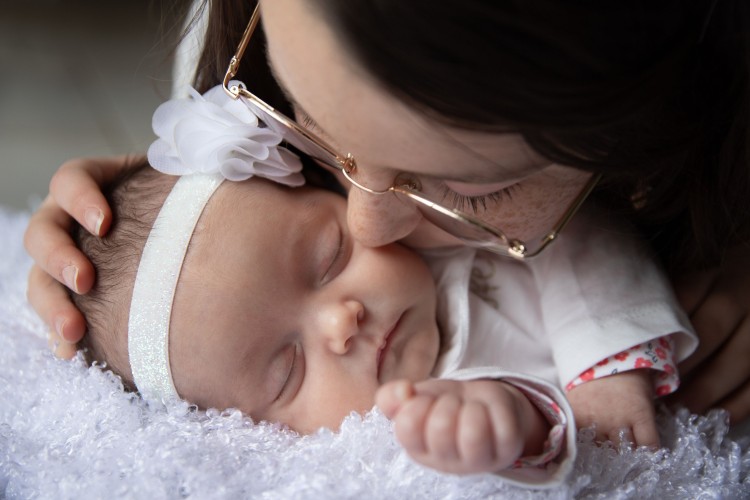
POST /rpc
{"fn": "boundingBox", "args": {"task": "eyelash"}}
[298,109,325,135]
[275,343,300,403]
[321,227,345,285]
[296,106,520,215]
[438,184,520,214]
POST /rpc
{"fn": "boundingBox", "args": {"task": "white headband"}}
[128,174,223,403]
[127,82,304,404]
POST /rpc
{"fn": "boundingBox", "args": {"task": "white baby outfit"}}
[428,208,698,487]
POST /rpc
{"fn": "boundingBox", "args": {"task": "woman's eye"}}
[438,183,520,214]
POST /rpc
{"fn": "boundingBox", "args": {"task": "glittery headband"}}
[127,174,224,403]
[127,82,305,404]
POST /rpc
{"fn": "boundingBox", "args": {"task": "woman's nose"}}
[320,300,365,355]
[346,187,421,247]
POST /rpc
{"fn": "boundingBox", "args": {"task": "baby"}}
[73,162,571,487]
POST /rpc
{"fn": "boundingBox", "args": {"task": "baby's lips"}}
[375,380,415,418]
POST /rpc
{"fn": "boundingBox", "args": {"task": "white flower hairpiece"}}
[147,81,304,186]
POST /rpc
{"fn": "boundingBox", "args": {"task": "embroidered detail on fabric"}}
[470,253,500,309]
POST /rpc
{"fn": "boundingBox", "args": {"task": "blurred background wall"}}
[0,1,189,211]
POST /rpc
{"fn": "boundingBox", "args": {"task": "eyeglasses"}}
[223,5,600,259]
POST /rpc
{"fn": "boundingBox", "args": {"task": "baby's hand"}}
[566,369,658,449]
[376,378,547,475]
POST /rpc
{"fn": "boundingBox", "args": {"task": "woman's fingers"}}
[47,323,79,360]
[722,381,750,425]
[24,154,139,298]
[680,283,744,375]
[49,155,141,236]
[674,315,750,419]
[27,264,87,344]
[24,195,95,294]
[672,267,719,316]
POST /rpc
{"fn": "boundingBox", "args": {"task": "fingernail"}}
[62,265,79,293]
[48,329,60,351]
[85,208,104,235]
[55,317,67,342]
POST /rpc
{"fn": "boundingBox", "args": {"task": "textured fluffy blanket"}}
[1,205,749,499]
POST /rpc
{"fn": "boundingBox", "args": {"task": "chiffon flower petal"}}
[147,81,303,186]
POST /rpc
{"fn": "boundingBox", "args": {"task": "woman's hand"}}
[24,155,143,352]
[670,245,750,423]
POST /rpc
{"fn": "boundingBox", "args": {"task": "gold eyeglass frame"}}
[222,5,600,260]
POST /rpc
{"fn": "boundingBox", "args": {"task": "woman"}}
[25,0,750,421]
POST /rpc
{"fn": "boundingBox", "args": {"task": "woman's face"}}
[259,0,592,251]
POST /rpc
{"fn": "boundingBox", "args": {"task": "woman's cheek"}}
[398,219,466,250]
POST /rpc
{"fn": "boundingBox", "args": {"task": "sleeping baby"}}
[69,84,695,488]
[73,161,572,487]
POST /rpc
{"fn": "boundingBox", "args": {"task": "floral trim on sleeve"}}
[509,383,567,468]
[565,335,678,396]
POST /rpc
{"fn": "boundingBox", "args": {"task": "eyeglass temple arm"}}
[523,172,602,258]
[223,5,262,98]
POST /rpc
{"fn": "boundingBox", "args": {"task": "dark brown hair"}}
[71,163,176,390]
[190,0,750,271]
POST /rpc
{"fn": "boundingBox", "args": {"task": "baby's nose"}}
[322,300,364,355]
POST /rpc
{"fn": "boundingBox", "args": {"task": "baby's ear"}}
[375,380,415,418]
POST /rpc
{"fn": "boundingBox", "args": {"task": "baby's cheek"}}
[280,379,380,434]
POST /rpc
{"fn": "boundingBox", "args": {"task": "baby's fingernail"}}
[85,208,104,235]
[62,265,79,293]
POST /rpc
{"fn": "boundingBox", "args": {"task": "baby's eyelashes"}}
[321,225,351,285]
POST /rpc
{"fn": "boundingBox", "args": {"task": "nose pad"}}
[322,300,365,355]
[347,187,421,247]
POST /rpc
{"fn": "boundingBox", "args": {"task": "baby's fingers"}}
[392,394,435,456]
[457,401,495,470]
[423,393,462,462]
[375,379,415,419]
[632,417,660,450]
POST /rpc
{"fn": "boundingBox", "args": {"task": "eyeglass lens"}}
[238,94,342,171]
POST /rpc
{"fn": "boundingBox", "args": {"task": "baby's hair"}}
[71,161,177,391]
